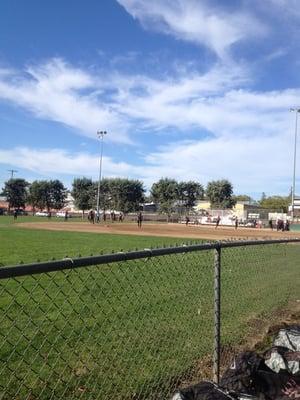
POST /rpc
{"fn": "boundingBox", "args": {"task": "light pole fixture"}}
[290,108,300,221]
[96,130,107,222]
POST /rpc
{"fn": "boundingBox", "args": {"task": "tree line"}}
[1,177,235,215]
[2,179,68,212]
[71,177,145,214]
[1,177,146,214]
[151,178,236,218]
[1,177,292,215]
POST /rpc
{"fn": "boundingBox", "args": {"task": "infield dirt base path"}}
[16,221,300,240]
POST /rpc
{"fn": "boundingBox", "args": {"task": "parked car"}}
[35,211,49,217]
[56,211,71,218]
[245,220,256,227]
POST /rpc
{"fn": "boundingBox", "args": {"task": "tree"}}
[178,181,204,213]
[105,178,119,211]
[233,195,252,203]
[119,179,145,213]
[259,196,290,212]
[71,178,93,215]
[206,179,236,209]
[29,181,45,211]
[90,178,113,212]
[88,178,145,214]
[28,180,67,211]
[151,178,178,220]
[50,180,68,210]
[107,178,145,213]
[2,179,29,209]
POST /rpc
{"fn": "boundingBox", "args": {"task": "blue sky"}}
[1,0,300,198]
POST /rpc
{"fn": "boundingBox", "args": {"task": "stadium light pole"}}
[96,130,107,222]
[290,108,300,221]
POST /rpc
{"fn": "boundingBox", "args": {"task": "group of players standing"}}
[87,210,143,227]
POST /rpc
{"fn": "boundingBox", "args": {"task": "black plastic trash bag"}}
[220,351,264,396]
[171,381,239,400]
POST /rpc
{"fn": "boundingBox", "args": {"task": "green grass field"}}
[0,223,299,399]
[0,215,85,225]
[1,215,182,265]
[0,226,192,266]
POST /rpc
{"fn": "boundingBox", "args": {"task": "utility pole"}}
[7,169,18,179]
[290,108,300,221]
[96,131,107,222]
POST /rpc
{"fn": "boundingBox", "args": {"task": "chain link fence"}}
[220,242,300,375]
[0,239,299,399]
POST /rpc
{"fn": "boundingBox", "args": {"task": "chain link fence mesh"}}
[0,241,299,399]
[0,249,214,400]
[220,242,300,371]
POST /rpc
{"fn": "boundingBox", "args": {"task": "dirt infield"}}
[16,221,300,240]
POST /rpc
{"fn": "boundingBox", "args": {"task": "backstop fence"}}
[0,238,299,399]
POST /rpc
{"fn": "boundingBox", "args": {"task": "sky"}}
[1,0,300,199]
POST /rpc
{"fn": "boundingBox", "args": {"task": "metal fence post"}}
[213,244,221,384]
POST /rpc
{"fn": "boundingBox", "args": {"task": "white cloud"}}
[141,135,296,195]
[0,147,137,178]
[0,59,132,145]
[0,58,250,141]
[117,0,266,59]
[1,58,297,146]
[0,57,299,195]
[112,70,300,141]
[0,132,297,196]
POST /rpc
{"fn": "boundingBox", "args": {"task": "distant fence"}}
[0,238,299,399]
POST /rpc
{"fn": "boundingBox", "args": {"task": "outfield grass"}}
[0,226,299,399]
[0,215,84,225]
[0,227,193,266]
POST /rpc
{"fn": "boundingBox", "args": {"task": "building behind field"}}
[288,196,300,218]
[195,200,262,221]
[193,200,291,227]
[0,196,8,214]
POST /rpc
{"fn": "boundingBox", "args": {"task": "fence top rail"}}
[1,238,300,280]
